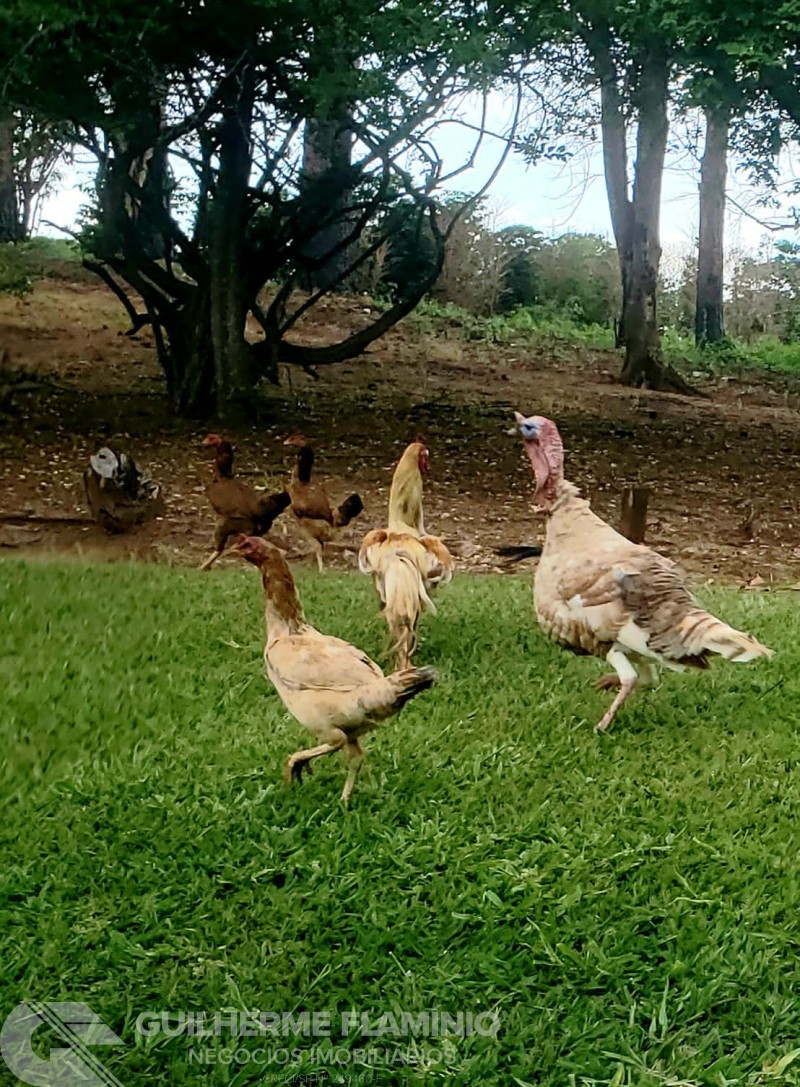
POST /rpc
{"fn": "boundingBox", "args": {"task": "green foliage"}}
[530,233,620,326]
[1,560,797,1086]
[662,326,800,375]
[411,297,615,347]
[495,225,543,310]
[0,236,81,295]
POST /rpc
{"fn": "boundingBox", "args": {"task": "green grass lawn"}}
[1,559,798,1087]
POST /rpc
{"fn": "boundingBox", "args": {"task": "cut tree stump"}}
[619,486,650,544]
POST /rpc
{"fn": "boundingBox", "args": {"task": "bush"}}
[0,236,82,295]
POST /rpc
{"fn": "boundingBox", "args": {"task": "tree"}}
[299,110,355,292]
[0,110,65,242]
[496,225,542,310]
[533,232,619,325]
[577,12,694,391]
[3,0,517,418]
[512,3,698,389]
[695,102,730,344]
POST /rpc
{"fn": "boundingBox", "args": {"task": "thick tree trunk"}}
[0,114,22,243]
[127,92,171,262]
[695,104,729,345]
[162,291,216,417]
[299,112,354,291]
[208,77,255,420]
[620,53,672,388]
[589,31,693,391]
[594,36,633,345]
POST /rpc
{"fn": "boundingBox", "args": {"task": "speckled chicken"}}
[516,412,773,732]
[359,441,454,668]
[235,535,438,802]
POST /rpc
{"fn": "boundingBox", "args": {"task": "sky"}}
[39,93,800,268]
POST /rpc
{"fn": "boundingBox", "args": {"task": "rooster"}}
[200,434,290,570]
[283,435,364,571]
[235,535,438,803]
[359,441,454,668]
[515,412,773,732]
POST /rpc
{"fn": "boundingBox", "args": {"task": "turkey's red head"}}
[515,412,564,511]
[203,433,225,448]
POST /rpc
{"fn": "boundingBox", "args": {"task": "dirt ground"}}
[2,279,800,586]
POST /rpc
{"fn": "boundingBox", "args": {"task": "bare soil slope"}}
[2,281,799,585]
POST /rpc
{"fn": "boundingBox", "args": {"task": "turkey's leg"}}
[595,646,637,732]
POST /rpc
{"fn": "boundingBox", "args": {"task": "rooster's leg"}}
[595,647,637,732]
[340,741,364,805]
[311,538,325,573]
[284,741,342,785]
[199,549,221,571]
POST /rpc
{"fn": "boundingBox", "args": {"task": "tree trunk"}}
[127,91,171,262]
[0,114,22,243]
[207,69,256,419]
[695,103,730,345]
[593,33,633,345]
[299,112,354,291]
[162,291,216,417]
[620,52,672,388]
[589,31,694,392]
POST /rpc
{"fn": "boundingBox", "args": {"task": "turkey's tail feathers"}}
[494,544,543,565]
[333,493,364,528]
[678,610,773,663]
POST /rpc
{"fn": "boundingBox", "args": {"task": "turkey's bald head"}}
[515,412,564,510]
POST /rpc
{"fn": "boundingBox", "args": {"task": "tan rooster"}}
[283,435,364,571]
[359,441,454,668]
[234,535,438,802]
[515,412,773,732]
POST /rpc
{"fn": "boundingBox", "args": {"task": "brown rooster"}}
[359,440,454,668]
[283,435,363,571]
[200,434,290,570]
[515,412,773,731]
[235,535,438,803]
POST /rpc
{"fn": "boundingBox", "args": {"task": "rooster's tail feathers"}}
[386,665,439,711]
[333,493,364,528]
[379,551,430,666]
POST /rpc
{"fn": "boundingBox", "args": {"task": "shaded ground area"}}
[2,280,800,584]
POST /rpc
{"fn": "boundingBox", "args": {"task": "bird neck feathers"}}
[213,448,234,480]
[261,562,306,635]
[294,447,314,484]
[388,456,425,535]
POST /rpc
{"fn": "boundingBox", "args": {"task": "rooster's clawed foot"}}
[284,757,313,785]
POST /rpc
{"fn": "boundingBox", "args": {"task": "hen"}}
[200,434,290,570]
[283,435,364,571]
[515,412,773,732]
[359,441,454,668]
[235,535,438,802]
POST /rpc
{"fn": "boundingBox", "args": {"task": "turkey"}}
[515,412,773,732]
